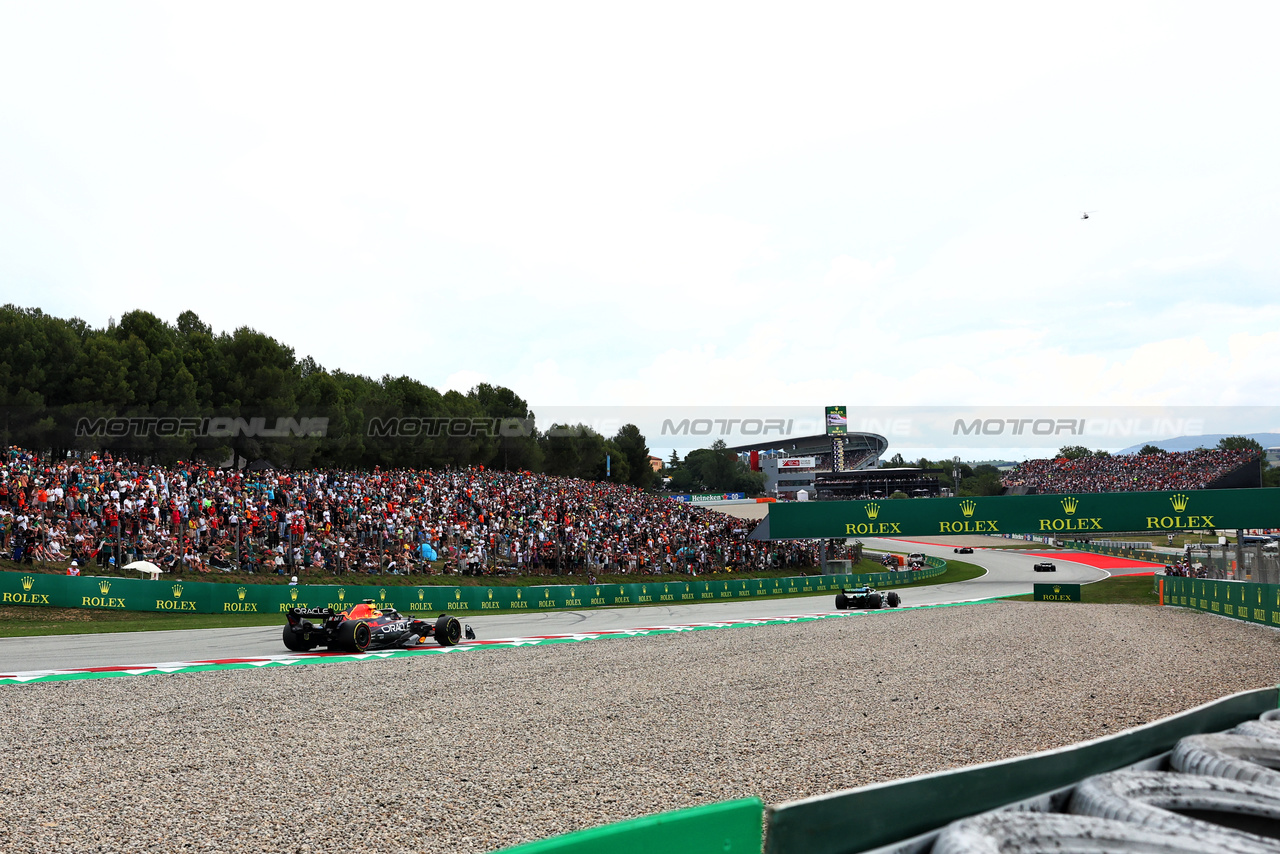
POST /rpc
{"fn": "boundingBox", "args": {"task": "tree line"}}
[0,305,654,486]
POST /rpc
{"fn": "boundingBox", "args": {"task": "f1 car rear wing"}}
[286,606,337,623]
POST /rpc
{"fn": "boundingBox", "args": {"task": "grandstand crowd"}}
[1001,448,1261,494]
[0,448,828,578]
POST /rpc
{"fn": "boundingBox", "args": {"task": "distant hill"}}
[1118,433,1280,454]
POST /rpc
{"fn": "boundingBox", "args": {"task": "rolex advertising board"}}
[0,564,946,616]
[1162,576,1280,629]
[1033,583,1080,602]
[766,488,1280,540]
[825,405,848,436]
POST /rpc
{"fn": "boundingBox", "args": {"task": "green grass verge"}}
[0,557,885,588]
[0,560,981,638]
[0,606,286,636]
[1004,574,1161,606]
[885,559,986,588]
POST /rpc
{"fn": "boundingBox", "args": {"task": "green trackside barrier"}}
[768,488,1280,540]
[493,797,764,854]
[0,564,945,616]
[1159,575,1280,629]
[762,685,1279,854]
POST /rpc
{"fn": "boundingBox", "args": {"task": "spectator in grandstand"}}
[0,447,802,579]
[1002,448,1261,495]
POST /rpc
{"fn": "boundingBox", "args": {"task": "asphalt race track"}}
[0,540,1121,674]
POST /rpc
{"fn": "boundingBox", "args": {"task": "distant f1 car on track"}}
[954,547,974,554]
[284,600,466,652]
[1034,562,1057,573]
[835,586,901,610]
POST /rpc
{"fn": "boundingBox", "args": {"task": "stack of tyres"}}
[931,710,1280,852]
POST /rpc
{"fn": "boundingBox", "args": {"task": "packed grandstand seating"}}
[0,448,829,578]
[1001,448,1262,494]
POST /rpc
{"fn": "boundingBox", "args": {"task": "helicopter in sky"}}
[1080,210,1097,220]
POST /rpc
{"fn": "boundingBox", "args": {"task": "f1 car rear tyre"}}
[931,811,1263,854]
[435,614,462,646]
[834,593,849,610]
[282,624,316,652]
[1067,770,1280,850]
[886,592,901,608]
[333,620,372,653]
[1171,734,1280,788]
[867,593,883,609]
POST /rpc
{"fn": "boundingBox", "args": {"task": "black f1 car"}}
[284,600,466,652]
[954,546,974,554]
[835,586,901,610]
[1034,562,1057,572]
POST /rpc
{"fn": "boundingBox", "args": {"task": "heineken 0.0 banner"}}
[766,488,1280,540]
[0,562,944,615]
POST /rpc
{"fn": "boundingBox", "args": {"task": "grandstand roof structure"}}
[725,432,888,462]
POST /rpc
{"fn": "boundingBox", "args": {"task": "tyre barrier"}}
[1231,721,1280,741]
[918,714,1280,854]
[497,689,1280,854]
[1171,734,1280,789]
[931,811,1269,854]
[1068,771,1280,851]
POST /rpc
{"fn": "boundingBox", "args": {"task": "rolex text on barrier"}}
[765,488,1280,540]
[1161,576,1280,628]
[0,563,946,616]
[1033,583,1080,602]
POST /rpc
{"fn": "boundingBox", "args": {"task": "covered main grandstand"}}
[812,466,947,500]
[727,431,887,498]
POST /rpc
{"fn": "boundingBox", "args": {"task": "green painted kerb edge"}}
[492,797,763,854]
[767,488,1280,539]
[1033,583,1080,602]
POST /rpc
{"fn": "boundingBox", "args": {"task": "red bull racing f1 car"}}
[283,600,467,653]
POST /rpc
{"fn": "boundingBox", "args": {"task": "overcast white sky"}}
[3,2,1279,421]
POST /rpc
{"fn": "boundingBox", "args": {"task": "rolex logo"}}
[338,588,346,601]
[487,589,493,600]
[570,588,576,596]
[1053,586,1061,593]
[865,502,881,520]
[516,589,522,599]
[596,587,601,595]
[455,589,462,599]
[418,588,424,600]
[960,499,977,518]
[21,576,34,591]
[172,584,183,597]
[641,586,647,594]
[379,589,387,601]
[237,586,246,600]
[663,585,668,593]
[544,589,550,598]
[99,579,111,594]
[1061,496,1078,516]
[1170,493,1190,512]
[289,587,298,601]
